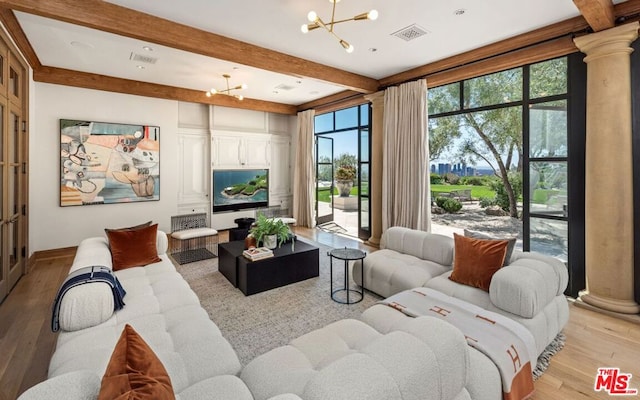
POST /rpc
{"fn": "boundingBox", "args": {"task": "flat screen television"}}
[212,169,269,213]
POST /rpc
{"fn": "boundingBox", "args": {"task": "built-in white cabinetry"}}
[269,135,291,202]
[211,132,270,168]
[176,130,210,215]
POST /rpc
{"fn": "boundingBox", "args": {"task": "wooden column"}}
[574,22,640,314]
[365,91,384,245]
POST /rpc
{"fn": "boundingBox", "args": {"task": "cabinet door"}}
[269,135,291,196]
[178,132,209,205]
[244,135,270,167]
[211,135,242,168]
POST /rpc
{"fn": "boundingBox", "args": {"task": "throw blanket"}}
[380,288,537,400]
[51,266,126,332]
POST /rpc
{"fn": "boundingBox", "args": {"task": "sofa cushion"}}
[490,258,560,318]
[107,224,162,271]
[352,249,450,298]
[241,318,471,400]
[381,227,454,266]
[449,233,509,291]
[99,324,174,400]
[464,229,516,266]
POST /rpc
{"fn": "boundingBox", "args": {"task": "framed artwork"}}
[60,119,160,207]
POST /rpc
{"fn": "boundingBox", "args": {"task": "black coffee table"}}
[219,240,319,296]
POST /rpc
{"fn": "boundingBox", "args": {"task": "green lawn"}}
[317,186,359,202]
[431,184,495,199]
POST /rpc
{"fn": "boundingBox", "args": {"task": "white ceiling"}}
[13,0,626,106]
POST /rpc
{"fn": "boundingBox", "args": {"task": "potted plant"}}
[335,165,356,197]
[249,213,291,249]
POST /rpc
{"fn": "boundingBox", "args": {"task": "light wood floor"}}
[1,228,638,400]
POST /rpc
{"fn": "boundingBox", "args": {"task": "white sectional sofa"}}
[353,226,570,356]
[19,229,497,400]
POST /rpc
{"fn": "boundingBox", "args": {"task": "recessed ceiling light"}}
[310,91,320,95]
[369,47,378,52]
[233,67,240,70]
[142,46,153,51]
[273,90,279,94]
[296,80,302,84]
[454,9,466,16]
[136,65,145,69]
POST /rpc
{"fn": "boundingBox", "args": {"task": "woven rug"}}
[173,238,564,377]
[173,238,381,365]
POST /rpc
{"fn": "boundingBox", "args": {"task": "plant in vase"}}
[249,213,291,249]
[335,165,356,197]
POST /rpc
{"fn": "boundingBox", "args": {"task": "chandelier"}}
[300,0,378,53]
[205,74,248,100]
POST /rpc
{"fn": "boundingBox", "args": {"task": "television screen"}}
[212,169,269,213]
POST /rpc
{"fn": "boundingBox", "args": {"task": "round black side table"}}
[329,247,366,304]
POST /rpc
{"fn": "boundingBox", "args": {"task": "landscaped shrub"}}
[488,172,522,212]
[436,197,462,213]
[479,197,496,208]
[444,172,460,184]
[459,176,487,186]
[430,173,444,184]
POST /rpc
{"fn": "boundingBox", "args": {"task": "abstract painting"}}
[60,119,160,206]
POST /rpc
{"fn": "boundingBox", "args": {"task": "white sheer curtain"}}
[293,109,316,228]
[382,79,431,232]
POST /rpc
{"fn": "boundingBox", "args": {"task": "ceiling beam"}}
[297,90,364,112]
[0,8,40,68]
[0,0,379,93]
[573,0,615,32]
[34,66,298,115]
[426,36,578,88]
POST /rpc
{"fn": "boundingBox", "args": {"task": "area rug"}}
[173,238,565,378]
[173,238,381,365]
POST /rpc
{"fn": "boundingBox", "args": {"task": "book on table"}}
[242,247,274,261]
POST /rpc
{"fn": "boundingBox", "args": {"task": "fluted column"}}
[365,91,384,245]
[574,22,640,314]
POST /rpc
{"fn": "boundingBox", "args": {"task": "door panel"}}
[316,136,333,225]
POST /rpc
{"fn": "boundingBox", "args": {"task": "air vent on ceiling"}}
[391,24,429,42]
[129,52,158,64]
[274,83,296,91]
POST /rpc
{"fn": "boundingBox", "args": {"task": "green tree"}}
[333,153,357,171]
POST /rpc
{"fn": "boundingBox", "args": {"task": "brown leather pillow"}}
[106,223,161,271]
[449,233,509,291]
[99,324,174,400]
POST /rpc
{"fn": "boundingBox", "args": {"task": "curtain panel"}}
[382,79,431,232]
[293,109,316,228]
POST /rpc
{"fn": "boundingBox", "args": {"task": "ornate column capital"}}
[574,22,639,61]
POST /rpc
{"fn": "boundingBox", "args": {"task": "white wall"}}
[31,83,180,252]
[30,83,297,253]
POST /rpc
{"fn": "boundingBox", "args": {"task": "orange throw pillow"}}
[449,233,509,291]
[104,221,152,235]
[107,223,161,271]
[98,324,175,400]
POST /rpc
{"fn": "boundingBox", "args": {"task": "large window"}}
[428,56,585,295]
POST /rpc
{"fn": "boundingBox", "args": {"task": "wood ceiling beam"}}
[0,0,379,94]
[426,36,578,88]
[34,66,298,115]
[573,0,615,32]
[0,8,40,68]
[297,90,364,113]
